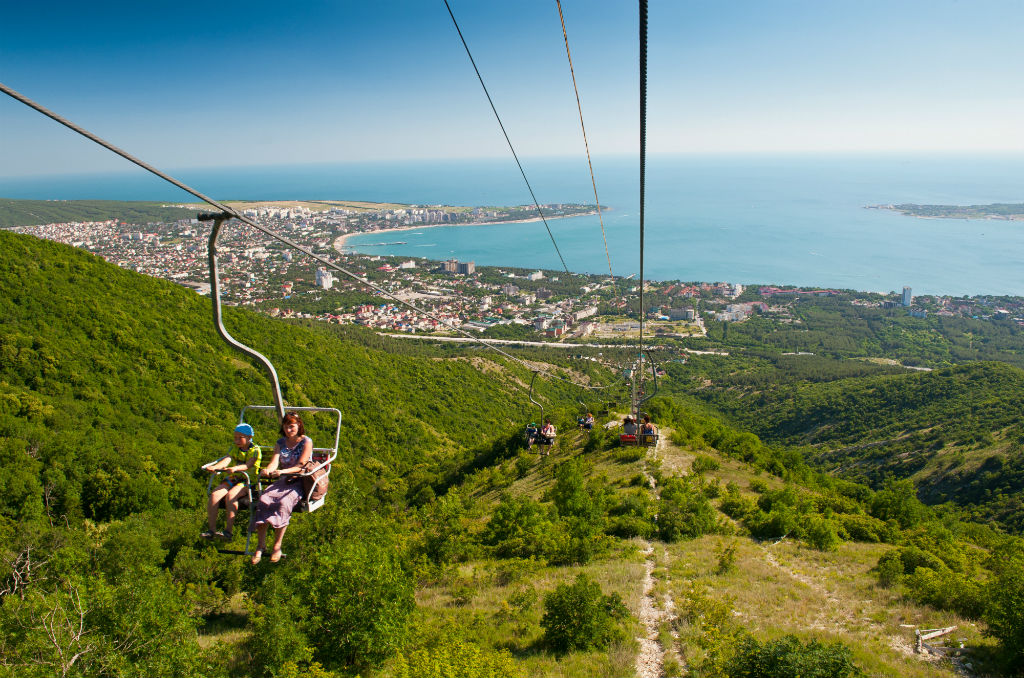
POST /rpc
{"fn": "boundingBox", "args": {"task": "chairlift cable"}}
[442,0,571,276]
[637,0,648,416]
[556,0,614,284]
[0,80,616,395]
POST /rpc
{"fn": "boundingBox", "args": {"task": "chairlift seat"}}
[619,434,638,446]
[209,405,342,556]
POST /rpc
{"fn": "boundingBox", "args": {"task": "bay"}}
[4,153,1024,296]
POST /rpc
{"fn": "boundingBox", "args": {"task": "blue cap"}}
[234,423,254,437]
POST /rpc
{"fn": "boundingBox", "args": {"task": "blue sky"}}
[3,0,1024,177]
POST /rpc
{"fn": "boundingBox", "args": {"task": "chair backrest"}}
[239,406,342,514]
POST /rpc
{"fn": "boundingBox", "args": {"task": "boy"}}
[201,423,262,539]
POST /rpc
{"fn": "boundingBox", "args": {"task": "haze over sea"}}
[5,153,1024,296]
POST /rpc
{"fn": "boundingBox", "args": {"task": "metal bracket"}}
[201,212,285,423]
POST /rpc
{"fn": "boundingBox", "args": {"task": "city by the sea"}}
[4,153,1024,296]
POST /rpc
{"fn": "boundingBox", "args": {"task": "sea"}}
[4,153,1024,296]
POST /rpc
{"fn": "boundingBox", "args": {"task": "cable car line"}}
[0,80,617,395]
[442,0,571,276]
[556,0,614,283]
[634,0,655,418]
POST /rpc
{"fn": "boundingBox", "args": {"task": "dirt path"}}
[635,437,683,678]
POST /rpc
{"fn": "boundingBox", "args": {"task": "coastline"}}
[333,210,599,254]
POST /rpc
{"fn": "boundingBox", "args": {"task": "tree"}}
[295,537,414,673]
[540,574,629,653]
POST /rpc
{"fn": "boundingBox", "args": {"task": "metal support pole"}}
[203,213,286,423]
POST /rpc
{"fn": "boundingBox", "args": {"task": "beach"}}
[333,210,599,255]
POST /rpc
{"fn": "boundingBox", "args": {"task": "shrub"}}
[725,634,862,678]
[702,477,722,499]
[870,479,928,528]
[805,517,842,552]
[606,515,655,539]
[296,537,415,673]
[541,574,629,653]
[391,639,524,678]
[550,460,603,523]
[876,551,904,586]
[985,546,1024,666]
[746,506,801,541]
[837,513,893,544]
[658,477,718,542]
[904,568,986,619]
[482,494,556,559]
[719,491,757,520]
[716,542,738,574]
[691,453,721,475]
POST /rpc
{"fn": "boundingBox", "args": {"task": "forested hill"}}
[0,229,580,526]
[695,361,1024,529]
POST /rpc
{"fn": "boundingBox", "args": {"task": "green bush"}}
[658,477,718,542]
[719,491,757,520]
[295,537,415,673]
[391,639,523,678]
[725,634,861,678]
[482,494,557,560]
[837,513,894,543]
[985,545,1024,667]
[746,506,801,541]
[692,453,721,474]
[540,574,629,653]
[805,517,842,552]
[869,479,928,529]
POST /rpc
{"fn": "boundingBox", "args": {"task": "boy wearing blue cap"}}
[201,423,263,539]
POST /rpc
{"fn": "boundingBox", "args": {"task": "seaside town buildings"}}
[10,203,1024,344]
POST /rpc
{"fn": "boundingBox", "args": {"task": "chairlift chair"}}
[202,212,343,555]
[523,371,554,453]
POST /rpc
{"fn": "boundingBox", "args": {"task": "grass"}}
[391,543,645,678]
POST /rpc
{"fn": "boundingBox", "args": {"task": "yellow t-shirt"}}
[225,442,262,482]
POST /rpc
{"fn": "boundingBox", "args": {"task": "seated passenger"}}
[251,412,313,564]
[201,423,262,540]
[525,422,539,449]
[539,418,557,443]
[641,414,657,436]
[622,416,638,436]
[583,413,595,431]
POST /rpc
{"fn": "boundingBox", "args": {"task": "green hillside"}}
[684,360,1024,531]
[4,231,1024,677]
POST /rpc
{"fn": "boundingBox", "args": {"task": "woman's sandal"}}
[250,550,262,565]
[269,549,283,563]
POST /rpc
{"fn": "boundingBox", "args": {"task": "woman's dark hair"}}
[279,412,306,437]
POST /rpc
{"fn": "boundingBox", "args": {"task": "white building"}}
[316,267,334,290]
[903,286,913,307]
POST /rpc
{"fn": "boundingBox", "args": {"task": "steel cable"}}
[442,0,570,275]
[637,0,648,415]
[556,0,614,283]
